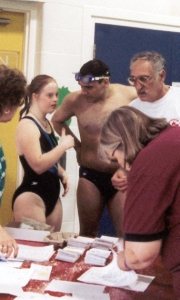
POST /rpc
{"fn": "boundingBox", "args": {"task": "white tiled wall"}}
[36,0,180,233]
[1,0,180,233]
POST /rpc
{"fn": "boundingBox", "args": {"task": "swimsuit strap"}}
[22,116,56,149]
[22,116,58,175]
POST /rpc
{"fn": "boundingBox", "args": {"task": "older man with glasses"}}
[112,51,180,190]
[52,59,137,238]
[128,51,180,123]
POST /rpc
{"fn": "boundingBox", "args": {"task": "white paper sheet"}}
[115,238,124,251]
[124,274,155,292]
[0,244,54,262]
[30,263,52,280]
[15,292,109,300]
[45,279,105,294]
[78,252,138,287]
[73,291,110,300]
[15,291,71,299]
[0,260,22,268]
[0,264,34,287]
[0,285,23,296]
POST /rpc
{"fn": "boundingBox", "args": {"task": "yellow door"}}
[0,11,25,225]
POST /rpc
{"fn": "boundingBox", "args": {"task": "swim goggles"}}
[74,72,108,84]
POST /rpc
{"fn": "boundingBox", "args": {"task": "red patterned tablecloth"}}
[0,240,177,300]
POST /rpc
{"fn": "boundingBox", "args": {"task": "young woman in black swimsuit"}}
[12,75,74,231]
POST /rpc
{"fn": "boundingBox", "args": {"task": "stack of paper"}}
[76,236,94,243]
[92,238,114,250]
[63,245,86,255]
[85,248,111,266]
[67,237,92,249]
[0,244,54,262]
[100,236,119,246]
[55,249,80,263]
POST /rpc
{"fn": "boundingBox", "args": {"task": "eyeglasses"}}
[127,76,153,86]
[74,72,108,84]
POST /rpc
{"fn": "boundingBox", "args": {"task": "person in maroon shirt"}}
[99,105,180,299]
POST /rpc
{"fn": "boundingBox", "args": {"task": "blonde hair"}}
[99,106,168,167]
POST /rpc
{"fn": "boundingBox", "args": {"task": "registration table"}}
[0,240,178,300]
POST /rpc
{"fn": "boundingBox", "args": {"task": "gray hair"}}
[130,51,166,73]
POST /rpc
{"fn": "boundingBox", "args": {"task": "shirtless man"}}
[52,59,137,237]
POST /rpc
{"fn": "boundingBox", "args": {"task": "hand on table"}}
[0,225,18,258]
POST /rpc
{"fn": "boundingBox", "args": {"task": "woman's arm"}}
[118,239,162,271]
[52,93,81,151]
[15,119,74,174]
[51,93,82,165]
[58,163,69,197]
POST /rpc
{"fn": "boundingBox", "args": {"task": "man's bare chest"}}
[77,101,121,135]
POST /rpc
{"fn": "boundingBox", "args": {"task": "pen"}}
[0,258,7,262]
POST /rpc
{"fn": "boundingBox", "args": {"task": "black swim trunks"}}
[12,116,60,217]
[79,166,117,202]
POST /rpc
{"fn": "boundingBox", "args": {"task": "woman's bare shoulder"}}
[16,117,39,134]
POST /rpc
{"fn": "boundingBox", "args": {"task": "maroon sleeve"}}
[123,128,180,241]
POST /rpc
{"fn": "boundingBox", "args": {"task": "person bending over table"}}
[99,106,180,299]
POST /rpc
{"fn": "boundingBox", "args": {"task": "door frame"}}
[81,6,180,64]
[0,0,43,185]
[0,0,42,81]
